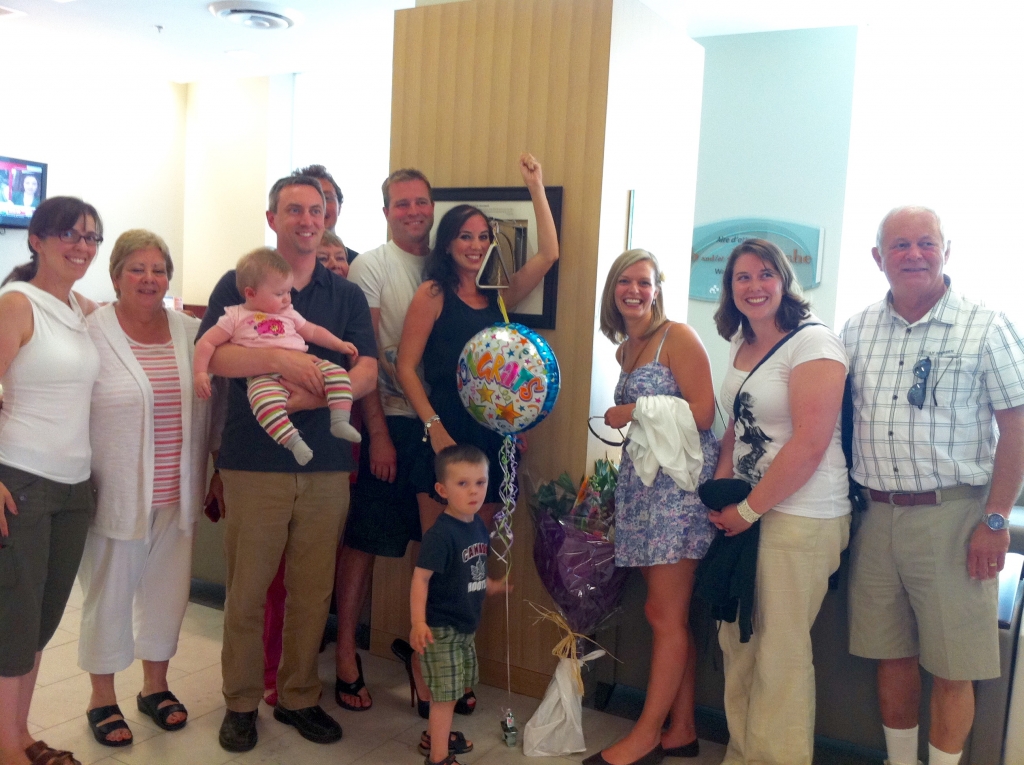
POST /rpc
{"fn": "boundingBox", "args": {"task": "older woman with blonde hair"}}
[585,249,719,765]
[77,229,213,748]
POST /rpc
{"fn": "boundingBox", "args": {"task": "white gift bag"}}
[523,649,605,757]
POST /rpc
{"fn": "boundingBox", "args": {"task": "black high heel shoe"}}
[391,639,430,719]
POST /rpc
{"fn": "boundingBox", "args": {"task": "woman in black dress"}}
[397,153,558,533]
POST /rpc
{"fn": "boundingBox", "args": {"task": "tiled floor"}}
[30,583,726,765]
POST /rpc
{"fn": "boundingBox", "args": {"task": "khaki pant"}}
[220,469,350,712]
[719,512,850,765]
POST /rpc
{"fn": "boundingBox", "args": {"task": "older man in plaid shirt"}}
[842,206,1024,765]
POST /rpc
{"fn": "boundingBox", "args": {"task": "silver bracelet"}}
[422,415,441,442]
[736,498,762,524]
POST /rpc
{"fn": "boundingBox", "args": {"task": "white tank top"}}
[0,282,101,483]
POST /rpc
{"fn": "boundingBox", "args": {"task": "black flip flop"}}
[136,690,188,731]
[335,653,372,711]
[86,704,133,747]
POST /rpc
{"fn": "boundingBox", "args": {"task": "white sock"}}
[284,434,313,465]
[927,743,961,765]
[330,410,362,442]
[884,725,919,765]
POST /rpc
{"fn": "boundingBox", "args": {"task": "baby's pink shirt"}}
[215,304,308,352]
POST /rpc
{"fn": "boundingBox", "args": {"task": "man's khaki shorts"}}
[848,486,1000,681]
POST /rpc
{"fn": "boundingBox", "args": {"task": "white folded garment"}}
[625,395,704,490]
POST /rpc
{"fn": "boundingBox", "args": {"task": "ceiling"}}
[0,0,898,83]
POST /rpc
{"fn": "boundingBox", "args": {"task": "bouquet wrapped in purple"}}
[530,461,627,635]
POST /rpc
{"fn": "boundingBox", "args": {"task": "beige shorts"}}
[848,486,999,681]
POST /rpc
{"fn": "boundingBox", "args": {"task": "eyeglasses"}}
[907,357,931,409]
[57,230,103,246]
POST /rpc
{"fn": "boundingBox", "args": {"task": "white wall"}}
[835,11,1024,325]
[688,27,858,403]
[180,75,281,305]
[290,7,395,255]
[587,0,705,469]
[0,70,187,302]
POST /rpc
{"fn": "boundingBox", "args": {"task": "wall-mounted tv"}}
[0,156,47,229]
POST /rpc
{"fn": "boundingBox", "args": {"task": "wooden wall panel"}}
[372,0,615,696]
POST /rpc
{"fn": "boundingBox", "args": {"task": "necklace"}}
[623,328,660,375]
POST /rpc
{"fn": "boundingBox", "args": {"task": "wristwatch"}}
[984,512,1008,532]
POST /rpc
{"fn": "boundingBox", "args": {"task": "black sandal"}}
[454,690,476,715]
[86,704,133,747]
[418,730,473,756]
[335,653,372,711]
[136,690,188,731]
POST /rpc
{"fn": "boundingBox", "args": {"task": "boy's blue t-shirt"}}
[417,512,490,634]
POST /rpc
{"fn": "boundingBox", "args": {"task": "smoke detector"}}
[208,1,302,30]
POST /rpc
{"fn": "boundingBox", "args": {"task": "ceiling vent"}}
[208,1,302,30]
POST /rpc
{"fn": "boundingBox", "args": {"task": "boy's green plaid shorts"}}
[421,626,479,702]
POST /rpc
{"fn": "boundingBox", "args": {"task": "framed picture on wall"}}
[431,186,563,330]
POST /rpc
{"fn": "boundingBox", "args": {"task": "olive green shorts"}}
[0,464,94,677]
[421,626,479,703]
[848,486,999,681]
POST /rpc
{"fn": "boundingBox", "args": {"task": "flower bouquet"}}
[523,461,628,757]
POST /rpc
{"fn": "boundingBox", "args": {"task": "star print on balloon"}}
[457,323,560,435]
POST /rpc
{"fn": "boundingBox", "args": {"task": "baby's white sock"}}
[883,725,920,765]
[285,433,314,465]
[330,410,362,442]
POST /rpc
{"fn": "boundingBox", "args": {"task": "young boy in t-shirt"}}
[410,444,509,765]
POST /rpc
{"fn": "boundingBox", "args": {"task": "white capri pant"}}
[719,511,850,765]
[77,505,194,675]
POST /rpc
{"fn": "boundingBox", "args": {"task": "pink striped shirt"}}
[127,338,183,507]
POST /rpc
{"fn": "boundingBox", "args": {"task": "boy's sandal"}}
[86,705,133,747]
[423,756,462,765]
[418,730,473,756]
[137,690,188,731]
[454,690,476,715]
[25,741,82,765]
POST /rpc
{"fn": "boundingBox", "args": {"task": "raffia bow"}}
[528,602,615,695]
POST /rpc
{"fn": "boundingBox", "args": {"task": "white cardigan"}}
[88,305,213,540]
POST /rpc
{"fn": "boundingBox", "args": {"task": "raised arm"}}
[396,283,452,453]
[504,153,559,309]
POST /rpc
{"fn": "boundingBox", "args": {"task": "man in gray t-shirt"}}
[333,168,434,711]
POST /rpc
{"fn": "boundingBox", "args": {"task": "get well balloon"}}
[457,323,560,435]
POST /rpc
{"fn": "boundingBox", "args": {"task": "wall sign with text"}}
[689,218,824,302]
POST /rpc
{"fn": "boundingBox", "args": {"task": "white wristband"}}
[736,498,761,524]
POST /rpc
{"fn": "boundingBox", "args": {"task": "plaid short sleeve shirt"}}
[842,280,1024,492]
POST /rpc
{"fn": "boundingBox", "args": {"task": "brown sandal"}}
[25,741,82,765]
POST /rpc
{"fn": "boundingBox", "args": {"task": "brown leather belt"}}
[866,485,983,507]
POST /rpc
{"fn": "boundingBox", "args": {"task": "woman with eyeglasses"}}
[584,249,718,765]
[0,197,103,765]
[75,230,214,748]
[710,238,851,765]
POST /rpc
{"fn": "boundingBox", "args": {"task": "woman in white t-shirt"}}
[710,238,851,765]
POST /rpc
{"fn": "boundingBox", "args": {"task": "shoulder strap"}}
[732,322,821,422]
[653,324,672,362]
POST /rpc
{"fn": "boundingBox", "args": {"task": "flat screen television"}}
[0,156,47,229]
